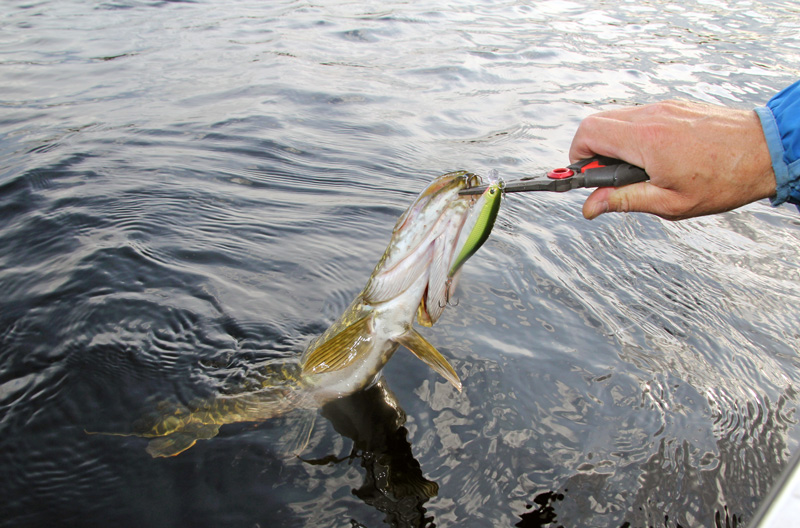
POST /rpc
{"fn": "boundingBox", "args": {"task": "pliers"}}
[459,156,648,195]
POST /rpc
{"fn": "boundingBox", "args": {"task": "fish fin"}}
[146,434,198,458]
[301,314,373,375]
[280,409,317,457]
[396,329,462,392]
[84,429,136,438]
[85,399,192,439]
[131,400,193,438]
[145,423,221,458]
[416,296,433,328]
[85,427,200,458]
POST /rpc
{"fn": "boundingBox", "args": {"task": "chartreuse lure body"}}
[449,178,503,277]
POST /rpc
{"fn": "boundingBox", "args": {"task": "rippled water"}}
[2,1,800,527]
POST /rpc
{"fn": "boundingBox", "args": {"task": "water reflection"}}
[506,383,797,528]
[306,379,437,528]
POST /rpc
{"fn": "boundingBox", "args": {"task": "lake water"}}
[2,1,800,527]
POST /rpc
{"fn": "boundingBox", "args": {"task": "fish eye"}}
[489,188,496,195]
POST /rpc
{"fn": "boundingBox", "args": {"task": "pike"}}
[94,171,502,457]
[300,171,502,396]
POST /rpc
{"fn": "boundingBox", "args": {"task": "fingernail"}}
[585,200,608,220]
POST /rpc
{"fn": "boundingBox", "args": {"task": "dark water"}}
[2,1,800,527]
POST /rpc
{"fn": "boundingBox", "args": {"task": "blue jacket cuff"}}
[755,105,792,206]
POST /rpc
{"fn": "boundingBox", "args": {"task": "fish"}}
[92,170,502,457]
[301,170,502,397]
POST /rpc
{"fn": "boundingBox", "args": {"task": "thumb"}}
[583,183,678,220]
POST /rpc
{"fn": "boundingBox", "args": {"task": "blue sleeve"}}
[755,80,800,208]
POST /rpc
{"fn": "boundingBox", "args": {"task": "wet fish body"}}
[111,171,501,457]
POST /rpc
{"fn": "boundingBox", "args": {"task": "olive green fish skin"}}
[87,360,309,458]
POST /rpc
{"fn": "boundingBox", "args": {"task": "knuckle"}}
[609,191,636,214]
[616,194,633,213]
[658,197,695,221]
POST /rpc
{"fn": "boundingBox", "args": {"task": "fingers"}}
[568,114,647,167]
[569,100,701,165]
[583,183,688,221]
[582,187,612,220]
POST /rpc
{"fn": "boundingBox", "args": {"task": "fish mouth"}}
[364,171,483,325]
[392,171,480,234]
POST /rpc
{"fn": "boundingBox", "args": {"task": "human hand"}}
[569,100,776,221]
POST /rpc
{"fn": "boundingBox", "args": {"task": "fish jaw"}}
[363,171,479,324]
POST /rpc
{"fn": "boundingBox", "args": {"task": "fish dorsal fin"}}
[301,314,373,375]
[396,329,462,392]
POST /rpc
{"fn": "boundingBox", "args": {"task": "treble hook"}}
[437,296,459,308]
[437,277,459,307]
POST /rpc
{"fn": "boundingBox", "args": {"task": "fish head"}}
[301,171,498,396]
[363,171,489,326]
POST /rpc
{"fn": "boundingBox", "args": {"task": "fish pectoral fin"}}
[396,329,462,392]
[278,409,317,458]
[301,314,373,375]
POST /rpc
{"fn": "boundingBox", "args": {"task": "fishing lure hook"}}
[438,278,460,308]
